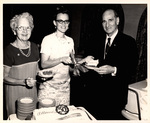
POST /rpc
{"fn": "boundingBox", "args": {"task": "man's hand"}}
[94,65,116,75]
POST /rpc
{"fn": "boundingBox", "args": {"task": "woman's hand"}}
[61,56,72,64]
[78,56,94,64]
[25,77,36,87]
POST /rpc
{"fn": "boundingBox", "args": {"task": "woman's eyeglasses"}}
[56,20,70,24]
[16,26,32,31]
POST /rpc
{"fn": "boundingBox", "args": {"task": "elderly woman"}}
[38,6,74,106]
[3,12,40,117]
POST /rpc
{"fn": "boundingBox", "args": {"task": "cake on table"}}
[32,105,93,120]
[85,59,99,67]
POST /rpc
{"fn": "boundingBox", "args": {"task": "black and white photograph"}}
[0,0,149,122]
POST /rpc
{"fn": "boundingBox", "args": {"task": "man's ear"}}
[116,17,120,25]
[53,20,56,26]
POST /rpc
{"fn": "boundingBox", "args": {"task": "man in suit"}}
[81,9,138,120]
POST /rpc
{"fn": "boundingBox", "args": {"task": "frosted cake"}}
[32,105,92,120]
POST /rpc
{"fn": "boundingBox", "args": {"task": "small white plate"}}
[41,99,54,104]
[38,70,53,78]
[20,97,33,103]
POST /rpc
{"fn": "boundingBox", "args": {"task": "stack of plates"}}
[38,98,56,108]
[17,97,36,120]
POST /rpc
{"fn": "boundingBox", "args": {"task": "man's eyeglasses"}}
[56,20,70,24]
[16,26,32,31]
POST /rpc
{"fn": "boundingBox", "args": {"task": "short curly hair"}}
[53,6,70,20]
[10,12,34,32]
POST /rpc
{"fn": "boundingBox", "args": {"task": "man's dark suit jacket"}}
[83,31,138,118]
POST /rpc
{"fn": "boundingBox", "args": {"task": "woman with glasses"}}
[38,6,74,106]
[3,12,40,118]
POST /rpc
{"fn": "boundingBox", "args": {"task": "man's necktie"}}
[105,38,111,56]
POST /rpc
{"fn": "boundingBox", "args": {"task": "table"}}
[8,106,96,120]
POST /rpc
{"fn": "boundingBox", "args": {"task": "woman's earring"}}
[13,31,16,35]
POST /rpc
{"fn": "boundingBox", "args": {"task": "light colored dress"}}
[38,32,74,106]
[4,42,39,117]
